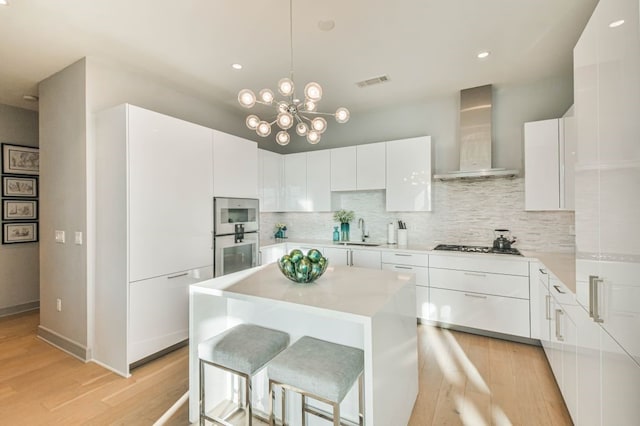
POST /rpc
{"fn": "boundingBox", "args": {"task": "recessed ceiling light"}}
[318,20,335,31]
[477,51,490,59]
[0,0,9,6]
[609,19,625,28]
[23,95,39,102]
[231,63,243,70]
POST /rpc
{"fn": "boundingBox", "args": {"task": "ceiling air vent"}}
[356,75,390,88]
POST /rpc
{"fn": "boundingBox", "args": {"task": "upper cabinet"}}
[258,149,284,212]
[386,136,432,211]
[330,143,386,191]
[306,150,331,212]
[283,153,307,211]
[524,117,576,211]
[212,130,258,199]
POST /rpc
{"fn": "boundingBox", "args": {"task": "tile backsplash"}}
[261,178,575,253]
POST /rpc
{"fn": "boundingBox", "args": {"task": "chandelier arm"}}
[300,111,335,117]
[298,114,314,123]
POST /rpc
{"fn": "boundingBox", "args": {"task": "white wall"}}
[0,104,39,316]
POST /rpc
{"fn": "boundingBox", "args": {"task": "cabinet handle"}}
[394,266,413,270]
[259,251,263,266]
[591,276,604,323]
[464,272,486,278]
[545,295,552,320]
[167,272,188,279]
[346,251,350,265]
[350,250,354,266]
[464,293,487,299]
[555,309,564,341]
[539,268,547,274]
[394,254,412,257]
[553,284,566,294]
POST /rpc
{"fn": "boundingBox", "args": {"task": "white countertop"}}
[522,250,576,293]
[191,263,415,319]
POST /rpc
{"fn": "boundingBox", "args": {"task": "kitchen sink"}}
[335,241,381,247]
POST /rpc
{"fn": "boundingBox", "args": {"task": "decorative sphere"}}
[307,249,322,263]
[289,249,304,263]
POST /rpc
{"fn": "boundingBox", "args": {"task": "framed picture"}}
[2,143,39,175]
[2,176,38,198]
[2,222,38,244]
[3,199,38,221]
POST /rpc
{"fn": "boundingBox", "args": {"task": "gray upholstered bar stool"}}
[198,324,289,426]
[267,336,365,426]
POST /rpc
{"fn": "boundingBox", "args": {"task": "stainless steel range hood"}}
[433,85,519,181]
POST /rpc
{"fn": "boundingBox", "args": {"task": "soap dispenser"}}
[332,226,340,242]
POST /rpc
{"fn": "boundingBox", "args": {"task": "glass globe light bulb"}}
[296,122,309,136]
[245,114,260,130]
[335,107,350,123]
[304,82,323,101]
[276,112,294,130]
[238,89,256,108]
[311,117,327,133]
[277,101,289,114]
[259,89,274,104]
[276,131,290,146]
[304,100,316,112]
[307,130,321,144]
[278,78,294,96]
[256,121,271,137]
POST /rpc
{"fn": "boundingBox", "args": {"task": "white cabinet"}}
[212,130,258,199]
[260,244,286,265]
[330,147,356,191]
[283,153,307,211]
[574,1,640,422]
[129,266,213,363]
[306,150,331,211]
[386,136,432,211]
[258,149,284,212]
[283,151,331,212]
[323,246,381,269]
[330,142,386,192]
[381,251,428,319]
[428,254,531,338]
[94,104,214,376]
[524,118,576,211]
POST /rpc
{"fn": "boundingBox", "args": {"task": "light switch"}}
[55,230,65,244]
[75,231,83,245]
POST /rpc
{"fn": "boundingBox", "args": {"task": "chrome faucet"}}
[358,218,369,242]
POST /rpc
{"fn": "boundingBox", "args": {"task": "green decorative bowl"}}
[277,248,329,284]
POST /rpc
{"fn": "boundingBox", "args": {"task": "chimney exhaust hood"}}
[433,85,519,181]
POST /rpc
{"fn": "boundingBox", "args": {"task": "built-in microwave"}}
[214,197,259,236]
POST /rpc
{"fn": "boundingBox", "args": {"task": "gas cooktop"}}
[433,244,523,256]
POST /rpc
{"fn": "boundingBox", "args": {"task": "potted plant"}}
[333,209,354,241]
[274,223,287,240]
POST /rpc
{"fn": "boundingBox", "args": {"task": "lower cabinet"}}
[381,251,429,318]
[323,247,381,269]
[129,266,213,364]
[260,244,286,265]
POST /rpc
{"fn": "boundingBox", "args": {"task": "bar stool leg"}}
[199,359,205,426]
[301,394,307,426]
[245,374,252,426]
[268,380,275,426]
[281,386,287,426]
[358,374,364,426]
[333,402,340,426]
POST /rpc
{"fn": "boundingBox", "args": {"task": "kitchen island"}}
[189,263,418,425]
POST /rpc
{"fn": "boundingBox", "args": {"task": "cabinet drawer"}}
[429,287,530,338]
[381,251,428,267]
[129,265,213,363]
[382,263,429,286]
[429,254,529,276]
[430,268,529,299]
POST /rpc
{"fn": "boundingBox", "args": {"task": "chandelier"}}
[237,0,350,146]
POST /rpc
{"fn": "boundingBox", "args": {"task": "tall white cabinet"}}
[212,130,258,199]
[573,0,640,423]
[258,149,284,212]
[94,104,214,376]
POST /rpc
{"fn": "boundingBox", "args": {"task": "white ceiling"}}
[0,0,598,114]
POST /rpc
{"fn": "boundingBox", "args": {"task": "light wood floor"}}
[0,311,571,425]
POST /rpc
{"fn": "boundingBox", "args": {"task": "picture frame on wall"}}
[2,143,39,175]
[2,176,38,198]
[3,199,38,221]
[2,222,38,244]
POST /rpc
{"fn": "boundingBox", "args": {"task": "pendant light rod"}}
[289,0,294,82]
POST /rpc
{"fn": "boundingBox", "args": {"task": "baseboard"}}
[417,318,542,346]
[130,339,189,371]
[37,325,90,361]
[0,301,39,318]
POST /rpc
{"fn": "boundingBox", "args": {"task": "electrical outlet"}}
[55,230,65,244]
[56,298,62,312]
[75,231,83,245]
